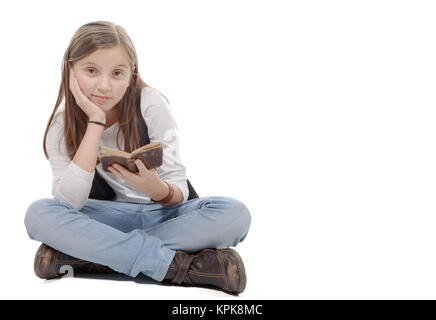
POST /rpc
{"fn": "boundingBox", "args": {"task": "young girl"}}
[24,21,251,294]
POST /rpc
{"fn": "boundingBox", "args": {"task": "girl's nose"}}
[97,77,111,92]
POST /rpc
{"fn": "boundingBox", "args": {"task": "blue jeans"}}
[24,196,251,282]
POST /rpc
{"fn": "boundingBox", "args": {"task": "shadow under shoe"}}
[33,243,119,280]
[163,248,247,295]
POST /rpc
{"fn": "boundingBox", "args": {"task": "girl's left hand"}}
[108,160,166,199]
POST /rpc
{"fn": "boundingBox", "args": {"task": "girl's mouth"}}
[93,95,111,102]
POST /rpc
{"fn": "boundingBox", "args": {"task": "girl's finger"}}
[70,70,96,106]
[71,71,81,95]
[135,159,148,174]
[108,166,117,174]
[70,68,83,97]
[112,163,133,179]
[69,68,79,99]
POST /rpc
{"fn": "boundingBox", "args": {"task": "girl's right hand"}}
[69,68,106,122]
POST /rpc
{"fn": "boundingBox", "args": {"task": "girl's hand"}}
[69,67,106,121]
[107,159,168,200]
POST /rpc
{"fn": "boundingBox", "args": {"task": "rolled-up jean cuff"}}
[152,249,176,282]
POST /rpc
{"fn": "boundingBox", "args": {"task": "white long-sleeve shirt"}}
[46,87,189,210]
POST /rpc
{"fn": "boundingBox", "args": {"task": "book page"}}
[100,146,132,159]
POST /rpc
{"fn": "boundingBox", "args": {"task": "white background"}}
[1,0,435,299]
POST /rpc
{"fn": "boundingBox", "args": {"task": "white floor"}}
[6,205,436,300]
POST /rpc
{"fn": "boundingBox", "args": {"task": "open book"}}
[98,142,163,173]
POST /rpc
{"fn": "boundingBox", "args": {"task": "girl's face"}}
[71,45,133,112]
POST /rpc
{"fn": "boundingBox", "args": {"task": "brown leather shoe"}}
[34,243,118,279]
[163,248,247,294]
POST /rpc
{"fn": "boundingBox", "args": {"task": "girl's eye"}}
[86,68,123,77]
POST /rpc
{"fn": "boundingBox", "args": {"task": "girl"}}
[24,21,251,295]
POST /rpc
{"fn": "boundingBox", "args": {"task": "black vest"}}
[88,95,199,201]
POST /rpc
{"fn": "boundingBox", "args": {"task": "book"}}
[98,142,163,173]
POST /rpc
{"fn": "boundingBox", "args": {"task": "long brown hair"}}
[43,21,168,160]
